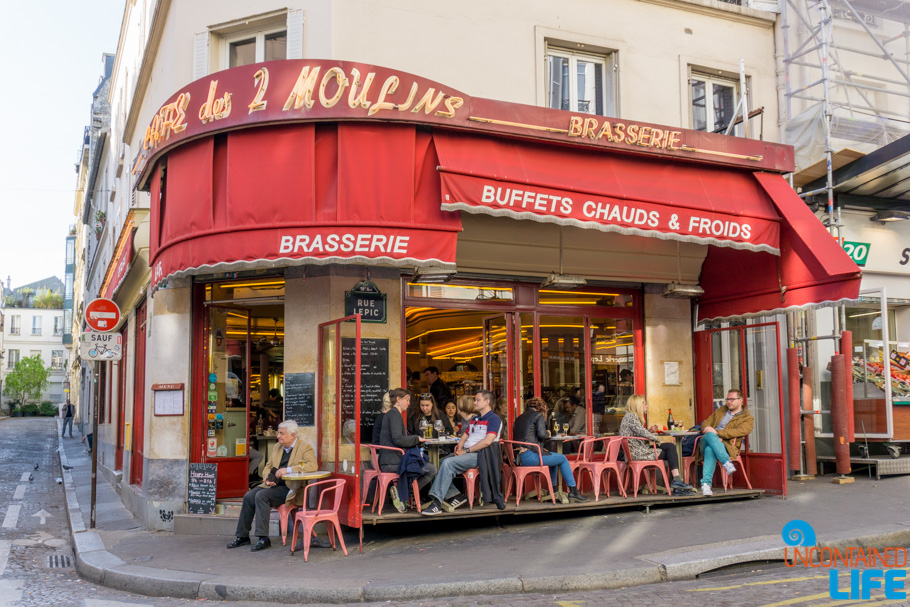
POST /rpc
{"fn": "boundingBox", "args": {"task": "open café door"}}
[484,314,517,429]
[317,314,363,531]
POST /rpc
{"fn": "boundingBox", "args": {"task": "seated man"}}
[699,389,754,496]
[227,420,317,551]
[422,390,505,515]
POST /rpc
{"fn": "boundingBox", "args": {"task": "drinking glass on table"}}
[419,419,428,438]
[562,423,569,435]
[434,420,444,437]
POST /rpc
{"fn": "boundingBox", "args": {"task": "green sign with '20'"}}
[842,241,870,266]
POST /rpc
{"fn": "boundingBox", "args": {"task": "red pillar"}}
[787,348,801,471]
[830,353,852,475]
[841,331,855,442]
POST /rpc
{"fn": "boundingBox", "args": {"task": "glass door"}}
[203,305,251,498]
[484,314,516,433]
[318,314,363,529]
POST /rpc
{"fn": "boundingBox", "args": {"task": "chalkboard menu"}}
[341,337,389,441]
[187,463,217,515]
[284,372,316,427]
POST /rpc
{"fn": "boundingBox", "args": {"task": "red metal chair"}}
[461,468,481,509]
[500,440,556,507]
[362,444,421,514]
[290,479,348,562]
[682,436,701,486]
[719,441,753,492]
[275,503,297,546]
[575,437,627,501]
[624,438,672,498]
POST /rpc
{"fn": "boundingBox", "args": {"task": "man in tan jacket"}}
[227,420,317,551]
[699,389,754,496]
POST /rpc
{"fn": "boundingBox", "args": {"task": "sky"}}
[0,1,125,290]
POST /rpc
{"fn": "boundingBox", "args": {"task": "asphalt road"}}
[2,417,909,607]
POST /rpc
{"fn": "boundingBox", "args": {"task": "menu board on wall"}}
[186,463,217,515]
[284,372,316,427]
[341,337,389,441]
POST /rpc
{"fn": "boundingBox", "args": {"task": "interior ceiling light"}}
[870,210,910,223]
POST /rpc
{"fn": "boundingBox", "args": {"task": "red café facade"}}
[124,59,860,527]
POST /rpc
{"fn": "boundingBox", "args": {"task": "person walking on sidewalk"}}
[699,389,753,496]
[61,400,75,438]
[422,390,505,515]
[227,420,317,551]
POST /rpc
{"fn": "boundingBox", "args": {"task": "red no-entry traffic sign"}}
[84,298,121,332]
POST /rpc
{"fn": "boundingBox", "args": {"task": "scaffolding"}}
[782,0,910,233]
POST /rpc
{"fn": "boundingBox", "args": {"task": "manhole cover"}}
[46,554,73,569]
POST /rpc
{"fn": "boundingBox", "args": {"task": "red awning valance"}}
[697,173,862,322]
[435,131,781,254]
[149,123,461,289]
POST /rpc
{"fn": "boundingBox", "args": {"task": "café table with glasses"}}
[532,432,585,503]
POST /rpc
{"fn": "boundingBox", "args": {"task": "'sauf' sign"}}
[80,332,123,361]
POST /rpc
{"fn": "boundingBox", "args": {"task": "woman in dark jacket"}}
[407,393,452,437]
[512,397,587,502]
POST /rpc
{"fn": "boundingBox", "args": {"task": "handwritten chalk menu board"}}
[284,372,316,427]
[341,337,389,440]
[187,463,217,514]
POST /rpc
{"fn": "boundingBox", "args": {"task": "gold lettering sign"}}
[143,92,191,151]
[199,80,232,123]
[568,116,681,151]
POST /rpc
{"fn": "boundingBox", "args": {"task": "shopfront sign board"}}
[85,298,121,332]
[187,463,217,514]
[345,280,387,323]
[152,383,185,416]
[80,331,123,361]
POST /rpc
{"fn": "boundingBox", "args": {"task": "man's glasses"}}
[725,397,742,401]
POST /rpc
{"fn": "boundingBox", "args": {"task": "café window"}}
[546,47,615,117]
[690,70,743,136]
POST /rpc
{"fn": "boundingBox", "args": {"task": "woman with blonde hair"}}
[619,394,693,494]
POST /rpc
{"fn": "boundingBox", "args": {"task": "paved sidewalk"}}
[57,429,910,604]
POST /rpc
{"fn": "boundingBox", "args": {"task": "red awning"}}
[149,123,461,289]
[435,131,782,254]
[697,173,862,322]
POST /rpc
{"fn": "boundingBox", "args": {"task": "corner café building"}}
[120,59,860,528]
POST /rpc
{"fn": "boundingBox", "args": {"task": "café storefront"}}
[131,59,861,527]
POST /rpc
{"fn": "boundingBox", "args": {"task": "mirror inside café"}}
[204,278,285,464]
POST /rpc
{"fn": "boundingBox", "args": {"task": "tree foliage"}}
[32,289,63,309]
[3,355,51,405]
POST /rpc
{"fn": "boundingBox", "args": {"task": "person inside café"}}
[379,388,436,513]
[421,390,506,515]
[371,391,393,445]
[619,395,694,494]
[442,398,460,435]
[592,383,607,434]
[424,366,453,413]
[227,420,317,552]
[261,388,283,429]
[407,393,451,436]
[513,397,588,502]
[698,388,753,496]
[565,397,587,435]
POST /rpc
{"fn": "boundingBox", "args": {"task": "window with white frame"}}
[51,350,64,370]
[54,317,63,336]
[226,29,287,68]
[31,316,42,336]
[30,350,41,361]
[7,349,19,369]
[9,315,20,335]
[690,72,742,135]
[546,47,615,117]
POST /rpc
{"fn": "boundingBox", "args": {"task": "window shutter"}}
[286,9,304,59]
[605,53,617,118]
[193,31,209,80]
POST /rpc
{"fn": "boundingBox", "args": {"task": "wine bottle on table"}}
[667,409,675,430]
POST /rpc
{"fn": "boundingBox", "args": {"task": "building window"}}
[54,317,63,336]
[226,29,287,68]
[9,315,20,335]
[7,350,19,369]
[546,47,615,116]
[30,350,42,362]
[690,72,742,135]
[51,350,64,370]
[31,316,42,336]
